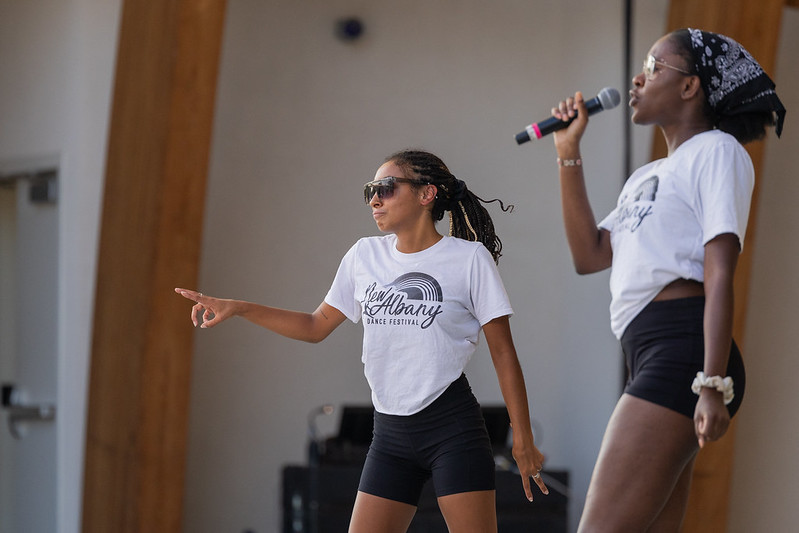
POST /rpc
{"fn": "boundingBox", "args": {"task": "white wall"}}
[0,1,795,533]
[0,1,121,532]
[186,1,626,532]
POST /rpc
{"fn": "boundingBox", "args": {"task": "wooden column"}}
[651,2,786,532]
[82,1,226,531]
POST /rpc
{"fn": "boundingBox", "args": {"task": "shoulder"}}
[358,234,395,244]
[673,130,752,180]
[441,236,485,257]
[695,130,753,171]
[442,238,500,273]
[338,235,393,266]
[351,234,395,251]
[688,130,748,157]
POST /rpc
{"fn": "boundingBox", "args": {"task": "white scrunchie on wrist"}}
[691,372,734,405]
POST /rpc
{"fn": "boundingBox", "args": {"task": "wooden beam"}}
[82,1,226,531]
[653,1,786,532]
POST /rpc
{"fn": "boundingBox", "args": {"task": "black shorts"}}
[622,296,745,419]
[358,374,496,505]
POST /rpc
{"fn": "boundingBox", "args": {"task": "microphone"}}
[515,87,621,145]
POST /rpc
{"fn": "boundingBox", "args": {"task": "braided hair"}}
[385,149,513,263]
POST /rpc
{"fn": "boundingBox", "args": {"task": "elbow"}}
[570,229,612,275]
[572,260,610,276]
[572,249,611,275]
[573,260,597,275]
[304,331,330,344]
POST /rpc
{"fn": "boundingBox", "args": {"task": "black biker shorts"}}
[622,296,745,418]
[358,374,496,505]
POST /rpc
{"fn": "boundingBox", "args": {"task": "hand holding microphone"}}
[515,87,621,145]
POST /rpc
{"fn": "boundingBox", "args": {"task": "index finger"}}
[573,91,588,120]
[521,473,533,502]
[533,471,549,496]
[175,288,201,302]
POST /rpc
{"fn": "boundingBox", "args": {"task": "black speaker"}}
[282,466,568,533]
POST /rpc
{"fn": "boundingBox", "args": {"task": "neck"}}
[394,224,443,254]
[659,117,713,155]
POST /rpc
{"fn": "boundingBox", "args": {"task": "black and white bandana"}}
[687,28,786,137]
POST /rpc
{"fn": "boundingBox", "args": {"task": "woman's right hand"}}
[548,90,613,275]
[174,288,239,328]
[175,288,345,342]
[552,91,589,156]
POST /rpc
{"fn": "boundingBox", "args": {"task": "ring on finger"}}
[533,472,541,479]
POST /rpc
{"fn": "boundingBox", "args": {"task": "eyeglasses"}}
[642,54,692,80]
[363,176,428,204]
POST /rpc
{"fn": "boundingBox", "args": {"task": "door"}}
[0,157,59,533]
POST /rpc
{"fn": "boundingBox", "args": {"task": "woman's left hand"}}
[694,388,730,447]
[511,437,549,500]
[483,317,550,500]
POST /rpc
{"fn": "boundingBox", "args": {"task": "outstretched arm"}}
[482,315,548,501]
[175,288,346,343]
[552,91,613,274]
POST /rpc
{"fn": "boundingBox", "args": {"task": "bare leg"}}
[647,456,696,533]
[348,491,417,533]
[437,490,497,533]
[577,394,699,533]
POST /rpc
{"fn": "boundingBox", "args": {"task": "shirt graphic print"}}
[363,272,444,330]
[615,175,658,233]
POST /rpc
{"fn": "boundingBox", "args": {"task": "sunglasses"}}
[363,176,428,204]
[643,54,692,80]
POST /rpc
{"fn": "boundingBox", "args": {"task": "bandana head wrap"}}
[686,28,785,137]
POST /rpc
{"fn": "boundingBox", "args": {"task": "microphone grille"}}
[598,87,621,110]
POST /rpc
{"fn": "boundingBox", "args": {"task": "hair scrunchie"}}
[687,28,786,137]
[437,178,468,210]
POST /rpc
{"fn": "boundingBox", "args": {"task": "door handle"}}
[1,384,56,439]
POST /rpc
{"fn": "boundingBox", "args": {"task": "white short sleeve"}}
[324,242,363,323]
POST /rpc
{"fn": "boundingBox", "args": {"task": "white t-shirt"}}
[598,130,754,339]
[324,235,513,415]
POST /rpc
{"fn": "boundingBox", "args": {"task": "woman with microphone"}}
[548,29,785,532]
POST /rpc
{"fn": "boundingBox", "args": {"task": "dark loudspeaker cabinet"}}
[282,465,568,533]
